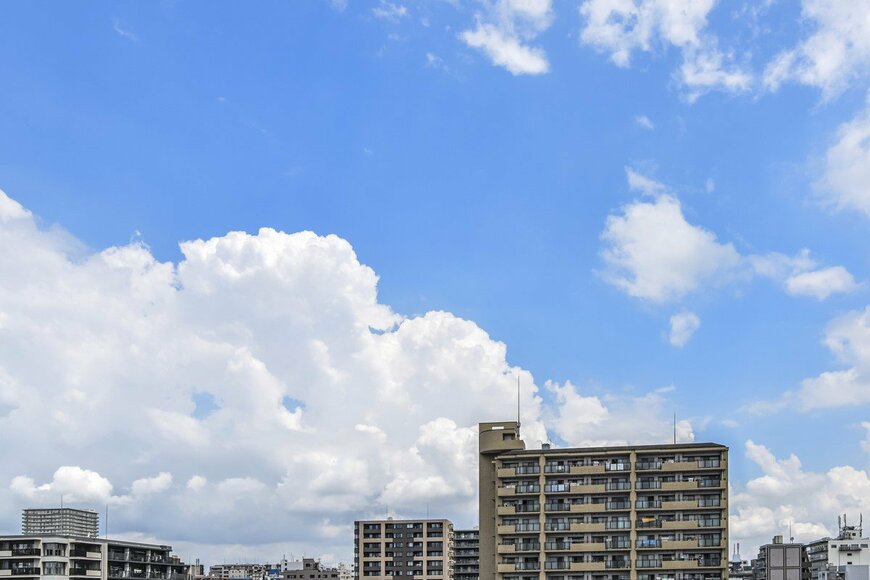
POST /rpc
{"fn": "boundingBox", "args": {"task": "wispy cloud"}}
[112,18,139,43]
[635,115,655,130]
[372,0,408,22]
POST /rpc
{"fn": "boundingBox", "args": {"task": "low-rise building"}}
[0,535,190,580]
[807,520,870,580]
[754,536,808,580]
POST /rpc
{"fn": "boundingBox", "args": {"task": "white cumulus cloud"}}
[817,99,870,219]
[460,0,553,75]
[785,266,860,299]
[669,311,701,347]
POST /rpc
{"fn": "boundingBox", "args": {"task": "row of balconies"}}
[499,460,722,478]
[498,481,722,495]
[497,558,722,573]
[498,519,723,534]
[497,539,721,553]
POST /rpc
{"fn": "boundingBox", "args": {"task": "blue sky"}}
[0,0,869,565]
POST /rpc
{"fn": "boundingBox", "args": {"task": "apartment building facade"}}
[353,519,453,580]
[0,535,189,580]
[753,536,808,580]
[806,522,870,580]
[455,530,479,580]
[479,421,728,580]
[22,509,99,538]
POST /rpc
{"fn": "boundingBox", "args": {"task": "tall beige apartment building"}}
[479,421,728,580]
[354,519,454,580]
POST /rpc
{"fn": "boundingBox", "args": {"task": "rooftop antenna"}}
[789,521,794,543]
[517,375,521,438]
[673,413,677,445]
[105,504,109,539]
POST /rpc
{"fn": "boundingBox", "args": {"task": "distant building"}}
[478,421,729,580]
[454,529,478,580]
[806,518,870,580]
[754,535,808,580]
[209,564,269,580]
[282,558,340,580]
[730,543,754,580]
[0,534,190,580]
[21,508,99,538]
[337,563,352,580]
[353,518,453,580]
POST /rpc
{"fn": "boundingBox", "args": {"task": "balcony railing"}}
[544,484,569,493]
[637,560,662,569]
[636,481,661,489]
[544,542,571,551]
[698,498,720,507]
[606,561,630,569]
[606,520,631,529]
[11,549,40,557]
[606,463,630,472]
[515,563,540,571]
[544,521,569,531]
[607,502,631,510]
[605,539,631,549]
[606,481,631,491]
[515,466,540,475]
[515,523,541,532]
[636,500,661,509]
[544,503,570,512]
[697,479,721,488]
[544,464,569,474]
[544,562,569,570]
[514,543,541,552]
[636,461,662,471]
[636,519,662,529]
[697,459,721,468]
[636,539,661,549]
[11,569,40,576]
[515,484,541,494]
[697,519,721,527]
[516,503,540,513]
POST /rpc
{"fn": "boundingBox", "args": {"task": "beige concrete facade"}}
[353,519,454,580]
[479,422,728,580]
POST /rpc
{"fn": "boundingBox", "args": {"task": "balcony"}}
[515,563,540,571]
[570,503,601,514]
[636,540,661,549]
[514,523,542,533]
[636,500,662,510]
[636,481,661,490]
[636,461,662,471]
[544,502,570,512]
[544,542,572,552]
[570,562,606,572]
[661,481,697,492]
[662,540,699,550]
[605,481,631,491]
[10,550,40,558]
[544,521,570,532]
[544,562,570,570]
[697,519,723,528]
[662,561,699,570]
[498,505,516,516]
[570,464,606,475]
[572,483,606,493]
[661,500,696,510]
[545,464,570,474]
[606,561,630,569]
[636,560,662,569]
[662,520,699,530]
[606,502,631,511]
[544,483,570,493]
[605,540,631,550]
[661,461,699,472]
[698,498,722,508]
[570,522,606,533]
[570,543,606,553]
[10,570,40,576]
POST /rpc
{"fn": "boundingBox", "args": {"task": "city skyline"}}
[0,0,869,571]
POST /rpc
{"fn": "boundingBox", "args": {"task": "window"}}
[503,434,515,440]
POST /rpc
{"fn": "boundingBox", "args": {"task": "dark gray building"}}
[754,536,809,580]
[454,530,478,580]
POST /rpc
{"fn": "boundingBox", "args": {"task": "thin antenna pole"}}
[517,375,521,432]
[105,504,108,539]
[673,413,676,444]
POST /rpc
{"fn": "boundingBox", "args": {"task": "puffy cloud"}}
[763,0,870,98]
[600,172,742,302]
[817,100,870,219]
[579,0,751,99]
[745,306,870,413]
[545,381,695,447]
[0,188,563,558]
[600,169,856,303]
[731,440,870,555]
[668,311,701,347]
[797,307,870,409]
[785,266,860,299]
[460,0,553,75]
